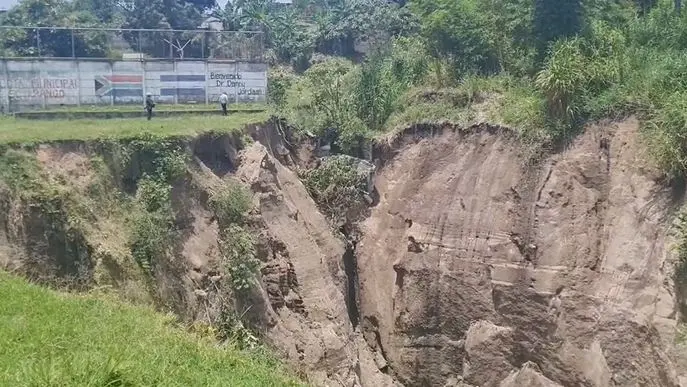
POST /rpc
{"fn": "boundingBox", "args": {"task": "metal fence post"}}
[138,30,143,56]
[71,28,76,58]
[36,28,41,57]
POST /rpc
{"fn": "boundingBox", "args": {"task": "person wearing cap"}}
[145,93,156,120]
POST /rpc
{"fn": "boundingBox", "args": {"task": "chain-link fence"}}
[0,26,264,61]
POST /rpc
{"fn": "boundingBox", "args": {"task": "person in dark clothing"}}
[145,93,155,120]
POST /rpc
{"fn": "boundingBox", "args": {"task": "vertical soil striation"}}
[356,118,683,386]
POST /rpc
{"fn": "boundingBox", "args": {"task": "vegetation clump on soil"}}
[302,155,370,227]
[209,181,260,293]
[0,271,300,387]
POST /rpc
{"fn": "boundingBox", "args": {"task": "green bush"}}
[209,181,253,228]
[303,156,369,225]
[283,40,432,152]
[130,209,176,273]
[129,173,177,272]
[268,68,296,109]
[208,180,259,293]
[535,38,589,122]
[219,224,260,293]
[126,135,188,184]
[218,308,261,350]
[412,0,500,74]
[135,175,172,213]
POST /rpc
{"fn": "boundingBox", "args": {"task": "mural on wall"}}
[160,74,205,102]
[0,59,267,112]
[94,75,143,97]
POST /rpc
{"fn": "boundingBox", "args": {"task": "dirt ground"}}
[3,118,687,386]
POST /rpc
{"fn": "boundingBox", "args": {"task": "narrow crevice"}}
[343,244,361,328]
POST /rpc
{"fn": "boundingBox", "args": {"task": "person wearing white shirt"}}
[219,92,229,116]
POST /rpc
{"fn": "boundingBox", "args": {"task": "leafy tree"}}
[187,0,216,10]
[533,0,584,60]
[214,0,413,67]
[267,8,317,70]
[411,0,499,74]
[312,0,413,57]
[119,0,213,58]
[71,0,122,24]
[0,0,108,57]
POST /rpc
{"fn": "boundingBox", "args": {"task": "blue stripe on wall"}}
[160,75,206,82]
[160,88,206,97]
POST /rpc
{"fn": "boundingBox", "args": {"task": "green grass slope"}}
[0,272,300,387]
[0,113,269,144]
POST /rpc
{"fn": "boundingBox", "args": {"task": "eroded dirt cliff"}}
[1,118,686,386]
[357,118,685,386]
[0,125,394,387]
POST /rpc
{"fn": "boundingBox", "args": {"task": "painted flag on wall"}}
[94,75,143,97]
[160,74,205,102]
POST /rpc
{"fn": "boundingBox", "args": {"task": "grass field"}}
[0,112,269,144]
[0,272,301,386]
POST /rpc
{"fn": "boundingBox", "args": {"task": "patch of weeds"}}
[209,181,260,293]
[86,155,119,203]
[135,176,172,213]
[302,155,369,226]
[129,209,176,273]
[117,135,190,273]
[0,149,95,279]
[218,224,259,292]
[0,149,44,194]
[385,87,476,130]
[119,134,189,188]
[218,308,260,350]
[209,182,252,227]
[129,175,176,273]
[643,91,687,178]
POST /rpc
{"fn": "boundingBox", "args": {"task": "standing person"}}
[145,93,155,121]
[219,92,229,116]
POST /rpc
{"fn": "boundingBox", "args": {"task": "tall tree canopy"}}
[533,0,584,59]
[0,0,107,57]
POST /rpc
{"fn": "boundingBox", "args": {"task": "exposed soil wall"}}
[358,118,684,386]
[1,117,686,386]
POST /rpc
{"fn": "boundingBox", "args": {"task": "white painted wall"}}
[0,59,267,113]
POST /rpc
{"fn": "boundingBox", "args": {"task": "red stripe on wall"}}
[106,75,143,83]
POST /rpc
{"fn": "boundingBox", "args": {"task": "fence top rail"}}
[0,26,263,34]
[0,57,264,63]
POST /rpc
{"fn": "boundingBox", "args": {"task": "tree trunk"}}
[678,0,682,15]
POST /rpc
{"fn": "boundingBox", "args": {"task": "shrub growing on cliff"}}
[125,135,188,184]
[219,224,260,292]
[123,137,189,273]
[209,181,259,293]
[303,155,369,226]
[209,182,252,227]
[130,174,177,272]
